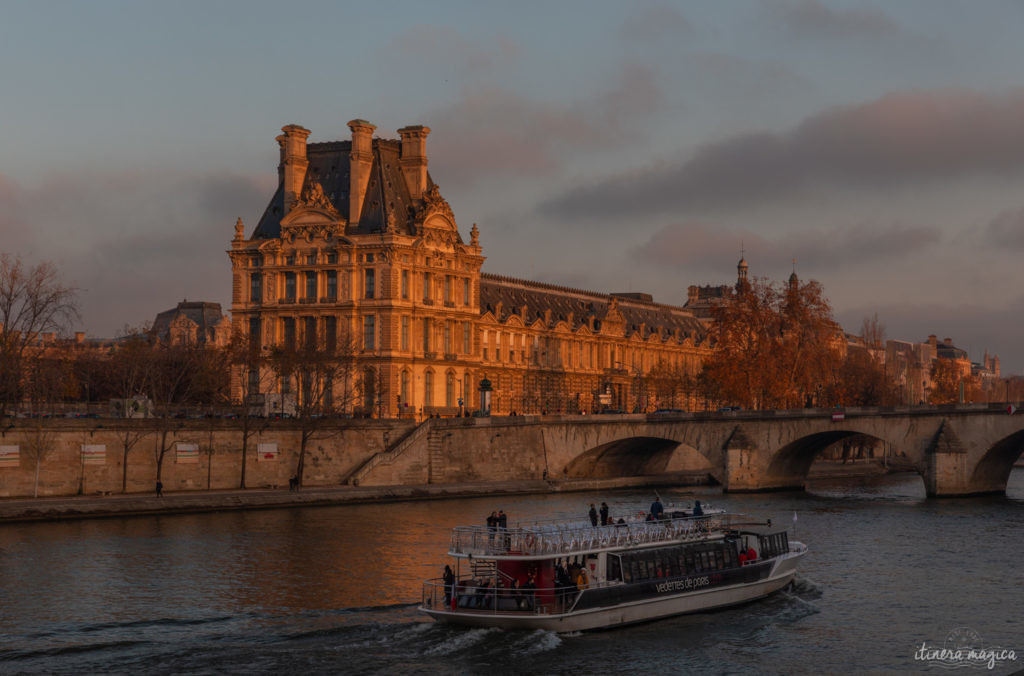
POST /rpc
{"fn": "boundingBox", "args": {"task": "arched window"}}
[400,370,410,407]
[424,370,434,407]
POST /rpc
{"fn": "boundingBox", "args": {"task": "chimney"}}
[928,335,937,348]
[278,124,311,215]
[943,337,953,347]
[397,125,431,200]
[75,331,85,344]
[347,119,376,224]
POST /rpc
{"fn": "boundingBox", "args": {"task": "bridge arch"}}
[565,436,712,479]
[763,429,918,490]
[970,430,1024,494]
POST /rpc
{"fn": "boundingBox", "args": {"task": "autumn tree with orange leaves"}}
[701,277,845,410]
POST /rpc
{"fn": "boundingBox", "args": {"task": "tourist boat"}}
[418,507,807,632]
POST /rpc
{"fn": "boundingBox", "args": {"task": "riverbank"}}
[0,460,926,523]
[0,471,717,523]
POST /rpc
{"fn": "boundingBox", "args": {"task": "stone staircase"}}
[427,428,445,484]
[344,419,432,486]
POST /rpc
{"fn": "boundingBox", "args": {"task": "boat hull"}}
[420,546,804,632]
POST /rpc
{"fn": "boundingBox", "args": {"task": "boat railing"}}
[449,513,738,557]
[421,577,592,616]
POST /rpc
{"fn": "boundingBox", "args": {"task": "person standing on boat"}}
[600,502,609,525]
[650,496,664,520]
[588,504,598,526]
[443,564,455,607]
[487,511,498,545]
[498,509,509,549]
[692,500,704,517]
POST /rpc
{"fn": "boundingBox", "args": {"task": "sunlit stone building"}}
[228,121,711,418]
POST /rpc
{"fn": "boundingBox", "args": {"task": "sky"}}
[4,1,1024,371]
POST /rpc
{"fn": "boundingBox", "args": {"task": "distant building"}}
[151,301,231,347]
[228,121,711,417]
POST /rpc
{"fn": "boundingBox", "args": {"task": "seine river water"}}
[1,470,1022,675]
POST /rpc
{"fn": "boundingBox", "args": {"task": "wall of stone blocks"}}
[0,419,412,498]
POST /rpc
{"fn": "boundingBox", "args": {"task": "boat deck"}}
[449,513,747,558]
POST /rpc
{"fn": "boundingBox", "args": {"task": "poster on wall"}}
[80,444,106,465]
[176,443,200,464]
[0,445,19,467]
[257,442,279,462]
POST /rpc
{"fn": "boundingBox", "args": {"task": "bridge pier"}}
[722,426,804,493]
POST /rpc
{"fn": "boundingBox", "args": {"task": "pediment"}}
[281,207,344,227]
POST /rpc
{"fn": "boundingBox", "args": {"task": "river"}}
[1,470,1022,675]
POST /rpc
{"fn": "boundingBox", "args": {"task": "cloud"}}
[984,207,1024,249]
[0,169,272,336]
[631,220,942,271]
[539,88,1024,221]
[620,5,693,41]
[768,0,911,42]
[425,65,665,186]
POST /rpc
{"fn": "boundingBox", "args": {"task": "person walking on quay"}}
[155,481,163,498]
[588,503,598,527]
[650,496,664,520]
[599,502,609,526]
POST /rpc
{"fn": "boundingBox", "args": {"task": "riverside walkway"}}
[0,472,712,523]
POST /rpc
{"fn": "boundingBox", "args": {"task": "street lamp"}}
[457,377,464,417]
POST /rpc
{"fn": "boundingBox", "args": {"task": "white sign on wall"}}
[0,445,19,468]
[257,442,279,462]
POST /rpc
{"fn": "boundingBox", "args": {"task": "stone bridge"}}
[354,404,1024,497]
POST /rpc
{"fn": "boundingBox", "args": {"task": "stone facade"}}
[151,300,231,347]
[228,122,712,418]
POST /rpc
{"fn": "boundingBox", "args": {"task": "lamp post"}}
[478,376,492,416]
[457,377,464,417]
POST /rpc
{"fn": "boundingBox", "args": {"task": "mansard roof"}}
[479,273,706,341]
[151,301,226,339]
[253,138,442,239]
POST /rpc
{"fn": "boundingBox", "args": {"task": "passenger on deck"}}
[600,502,609,525]
[738,549,748,565]
[487,511,498,544]
[443,565,455,606]
[650,496,664,520]
[692,500,704,517]
[589,504,598,527]
[746,547,757,562]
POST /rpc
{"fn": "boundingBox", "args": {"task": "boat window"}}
[608,555,622,582]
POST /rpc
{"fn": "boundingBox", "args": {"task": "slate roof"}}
[252,138,438,239]
[479,273,706,341]
[152,301,226,339]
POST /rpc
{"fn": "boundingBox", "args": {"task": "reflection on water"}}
[0,469,1021,674]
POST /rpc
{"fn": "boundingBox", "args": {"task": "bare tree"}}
[108,329,154,493]
[226,332,273,489]
[0,254,78,414]
[861,313,886,349]
[269,325,359,488]
[21,355,72,496]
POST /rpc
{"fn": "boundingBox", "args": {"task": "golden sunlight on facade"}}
[228,121,712,418]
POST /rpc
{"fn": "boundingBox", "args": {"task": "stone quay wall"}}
[0,419,415,498]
